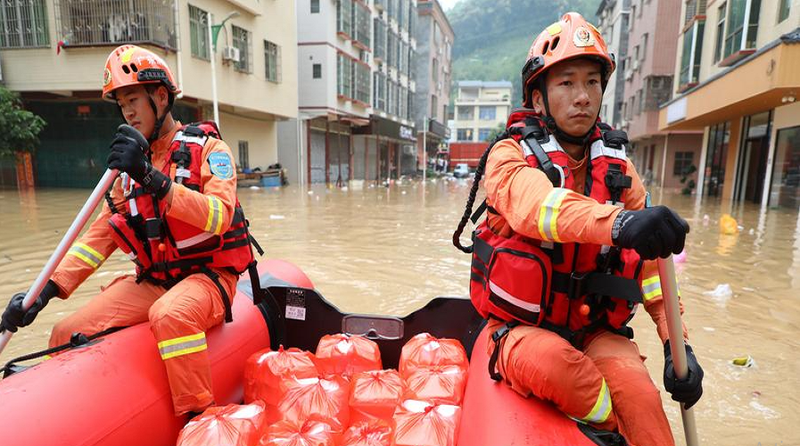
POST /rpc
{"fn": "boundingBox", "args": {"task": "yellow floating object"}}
[720,214,738,235]
[732,356,754,367]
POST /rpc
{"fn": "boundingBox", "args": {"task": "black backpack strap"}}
[202,268,233,323]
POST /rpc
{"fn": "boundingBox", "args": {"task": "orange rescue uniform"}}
[49,121,239,415]
[483,137,688,446]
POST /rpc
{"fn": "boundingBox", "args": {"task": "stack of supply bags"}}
[176,332,468,446]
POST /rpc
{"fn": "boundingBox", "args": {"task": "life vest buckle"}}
[567,271,590,300]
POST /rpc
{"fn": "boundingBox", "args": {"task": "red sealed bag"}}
[403,365,468,405]
[278,375,351,429]
[177,402,265,446]
[398,333,468,378]
[316,333,382,377]
[342,419,395,446]
[244,346,318,424]
[393,400,461,446]
[349,369,405,424]
[259,417,339,446]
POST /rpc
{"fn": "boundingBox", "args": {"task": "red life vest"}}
[107,122,258,320]
[469,109,644,346]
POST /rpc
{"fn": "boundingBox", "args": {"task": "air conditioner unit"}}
[632,59,640,71]
[222,46,241,63]
[624,69,633,80]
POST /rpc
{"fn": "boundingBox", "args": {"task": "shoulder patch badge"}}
[208,152,234,179]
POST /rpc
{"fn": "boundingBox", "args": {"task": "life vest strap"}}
[552,271,643,304]
[202,268,233,323]
[488,320,519,381]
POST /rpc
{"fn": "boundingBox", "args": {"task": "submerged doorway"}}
[734,111,773,204]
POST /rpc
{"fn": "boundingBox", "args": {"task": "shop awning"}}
[659,29,800,131]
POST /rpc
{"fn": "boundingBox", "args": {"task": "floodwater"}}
[0,180,798,445]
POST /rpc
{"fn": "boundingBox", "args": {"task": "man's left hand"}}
[663,341,704,409]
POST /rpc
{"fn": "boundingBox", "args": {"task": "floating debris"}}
[732,356,755,367]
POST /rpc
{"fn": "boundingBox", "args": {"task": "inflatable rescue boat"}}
[0,259,624,446]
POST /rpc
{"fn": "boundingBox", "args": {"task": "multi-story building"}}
[281,0,417,186]
[596,0,630,127]
[659,0,799,209]
[621,0,703,190]
[413,0,453,171]
[453,81,512,143]
[0,0,297,188]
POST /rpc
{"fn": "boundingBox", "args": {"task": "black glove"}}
[107,124,172,199]
[1,280,60,333]
[663,341,704,409]
[611,206,690,260]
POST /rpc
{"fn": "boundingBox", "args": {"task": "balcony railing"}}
[54,0,176,50]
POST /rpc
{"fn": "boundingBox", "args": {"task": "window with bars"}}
[189,5,209,60]
[355,3,370,48]
[313,63,322,79]
[337,0,353,37]
[355,61,370,105]
[238,141,250,170]
[337,52,353,99]
[264,40,281,83]
[0,0,48,48]
[673,151,694,175]
[373,18,386,60]
[374,71,386,111]
[54,0,175,49]
[232,25,252,73]
[387,79,395,115]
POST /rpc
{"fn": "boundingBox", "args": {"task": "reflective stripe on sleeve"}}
[537,188,570,242]
[203,196,224,235]
[581,378,613,424]
[157,332,207,360]
[67,242,106,269]
[642,276,663,301]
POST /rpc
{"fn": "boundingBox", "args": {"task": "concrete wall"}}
[219,111,277,171]
[277,119,306,186]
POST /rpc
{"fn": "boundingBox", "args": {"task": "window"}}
[637,89,644,115]
[313,63,322,79]
[457,129,473,141]
[264,40,281,83]
[679,20,704,87]
[311,0,320,13]
[337,0,353,37]
[778,0,790,23]
[431,58,439,84]
[355,61,370,105]
[232,26,252,73]
[373,71,386,111]
[188,5,209,60]
[714,2,726,63]
[703,122,730,197]
[373,18,387,60]
[641,33,648,61]
[431,95,437,118]
[673,151,694,176]
[355,3,370,47]
[478,128,492,141]
[630,6,636,30]
[479,106,496,121]
[457,106,474,120]
[633,45,640,64]
[238,141,250,170]
[0,0,48,48]
[723,0,761,62]
[337,53,353,98]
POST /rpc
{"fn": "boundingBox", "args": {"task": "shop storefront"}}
[353,115,416,182]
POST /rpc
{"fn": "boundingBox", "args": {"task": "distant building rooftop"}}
[457,80,513,89]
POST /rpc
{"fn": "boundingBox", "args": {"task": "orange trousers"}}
[50,271,237,416]
[488,320,674,446]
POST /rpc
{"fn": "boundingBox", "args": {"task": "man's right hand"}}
[1,280,60,333]
[611,206,690,260]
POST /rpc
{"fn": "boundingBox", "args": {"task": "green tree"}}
[485,122,506,142]
[0,86,46,157]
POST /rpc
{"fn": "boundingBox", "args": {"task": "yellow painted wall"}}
[219,112,277,171]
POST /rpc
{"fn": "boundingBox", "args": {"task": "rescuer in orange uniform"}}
[1,45,255,416]
[454,13,704,446]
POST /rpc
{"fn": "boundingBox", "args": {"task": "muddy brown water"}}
[0,180,797,445]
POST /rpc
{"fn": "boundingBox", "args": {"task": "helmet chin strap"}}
[145,92,175,146]
[539,84,596,148]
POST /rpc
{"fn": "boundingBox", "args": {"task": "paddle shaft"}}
[657,256,700,446]
[0,169,119,356]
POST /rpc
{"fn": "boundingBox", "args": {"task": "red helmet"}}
[102,45,180,101]
[521,12,615,108]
